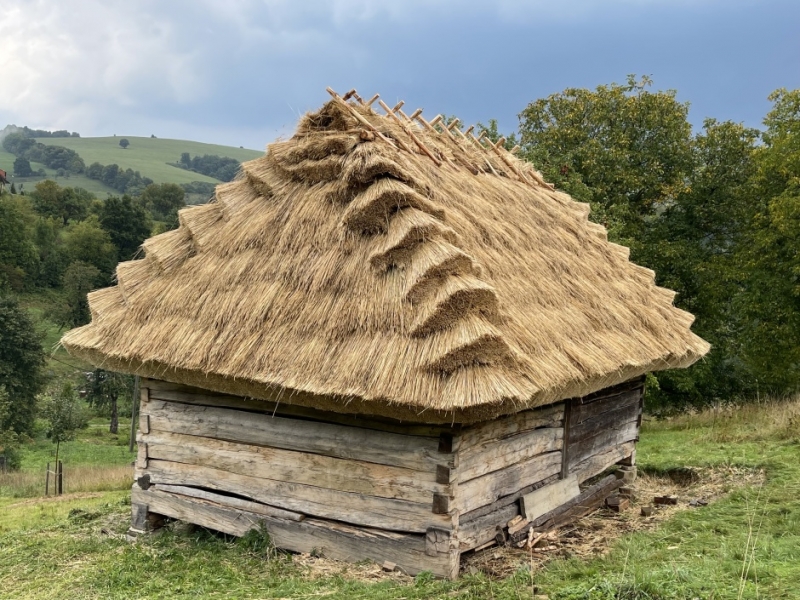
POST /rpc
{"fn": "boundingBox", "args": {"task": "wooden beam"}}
[520,474,579,522]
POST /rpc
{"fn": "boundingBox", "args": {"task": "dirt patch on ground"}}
[6,492,104,507]
[461,465,765,579]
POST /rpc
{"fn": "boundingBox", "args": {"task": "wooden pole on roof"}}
[377,99,442,166]
[326,87,399,149]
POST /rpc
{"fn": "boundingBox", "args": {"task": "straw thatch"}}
[62,90,709,423]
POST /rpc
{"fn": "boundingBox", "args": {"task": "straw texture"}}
[62,96,709,423]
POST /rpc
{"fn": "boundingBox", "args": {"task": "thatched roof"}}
[62,89,709,423]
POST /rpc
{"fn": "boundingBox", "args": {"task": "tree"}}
[30,181,93,225]
[140,183,185,223]
[63,215,118,277]
[39,382,89,472]
[85,369,132,434]
[0,295,45,436]
[13,156,33,177]
[99,195,151,261]
[0,196,38,291]
[119,138,130,149]
[518,75,694,245]
[0,385,21,470]
[49,261,100,328]
[737,89,800,392]
[9,183,16,194]
[180,152,191,167]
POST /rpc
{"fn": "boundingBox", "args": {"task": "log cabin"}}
[62,88,709,579]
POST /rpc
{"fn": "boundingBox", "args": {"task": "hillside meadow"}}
[34,136,263,185]
[0,397,798,599]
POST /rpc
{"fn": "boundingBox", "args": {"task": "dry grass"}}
[62,93,708,423]
[460,464,766,580]
[645,395,800,443]
[0,464,133,498]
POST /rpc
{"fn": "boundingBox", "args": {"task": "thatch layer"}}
[62,95,709,423]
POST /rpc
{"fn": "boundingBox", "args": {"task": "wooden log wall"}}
[131,377,643,577]
[134,379,460,578]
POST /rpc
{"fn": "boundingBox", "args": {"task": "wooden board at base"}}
[520,474,580,522]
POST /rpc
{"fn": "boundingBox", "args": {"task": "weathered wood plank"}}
[568,402,641,443]
[142,398,449,473]
[143,379,456,439]
[457,451,562,514]
[508,474,623,543]
[140,430,445,504]
[567,419,639,467]
[578,377,645,404]
[459,403,563,449]
[152,484,305,521]
[459,474,559,523]
[571,388,641,425]
[458,502,519,550]
[133,485,459,578]
[570,441,636,483]
[458,426,562,482]
[520,474,580,522]
[140,459,453,533]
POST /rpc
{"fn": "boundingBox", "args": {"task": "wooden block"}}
[381,561,396,572]
[425,528,451,556]
[438,432,454,453]
[654,495,678,506]
[641,506,655,517]
[507,517,530,536]
[520,474,580,522]
[432,493,450,515]
[436,465,453,485]
[605,495,629,512]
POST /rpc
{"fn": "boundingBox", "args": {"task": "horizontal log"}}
[458,426,562,482]
[567,419,639,468]
[459,474,560,523]
[459,403,563,449]
[570,441,636,483]
[457,451,562,514]
[143,379,456,439]
[140,459,453,533]
[578,377,644,404]
[571,388,641,426]
[152,483,305,521]
[140,430,446,504]
[458,502,519,550]
[568,401,641,443]
[143,398,449,473]
[132,485,458,578]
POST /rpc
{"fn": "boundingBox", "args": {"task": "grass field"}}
[33,136,263,185]
[0,146,119,196]
[1,398,798,599]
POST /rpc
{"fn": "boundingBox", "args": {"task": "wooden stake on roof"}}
[366,94,380,107]
[326,87,398,149]
[376,99,442,166]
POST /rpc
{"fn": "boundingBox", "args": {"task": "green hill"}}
[0,135,264,197]
[33,136,263,185]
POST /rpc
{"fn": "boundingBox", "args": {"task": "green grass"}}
[34,136,263,185]
[0,399,798,599]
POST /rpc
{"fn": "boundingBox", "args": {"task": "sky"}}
[0,0,798,151]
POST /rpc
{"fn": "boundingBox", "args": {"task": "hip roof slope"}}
[62,90,709,423]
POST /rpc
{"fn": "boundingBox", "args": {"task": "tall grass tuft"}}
[0,464,132,498]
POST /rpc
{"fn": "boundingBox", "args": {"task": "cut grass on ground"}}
[0,397,798,599]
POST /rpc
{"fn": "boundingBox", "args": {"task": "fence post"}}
[45,462,50,496]
[57,460,63,495]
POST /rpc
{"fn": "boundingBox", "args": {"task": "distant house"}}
[63,89,708,578]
